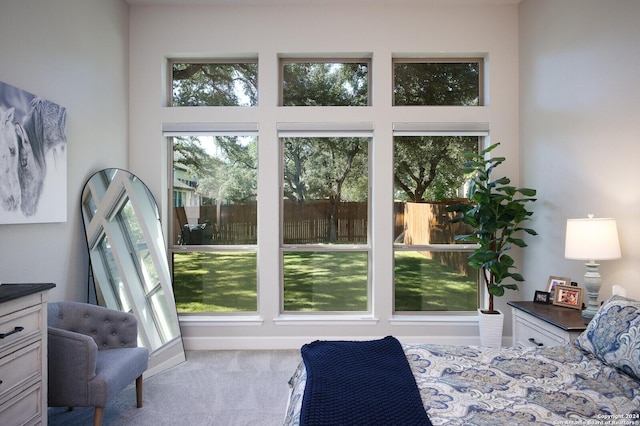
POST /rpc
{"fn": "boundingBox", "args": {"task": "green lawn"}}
[172,251,477,313]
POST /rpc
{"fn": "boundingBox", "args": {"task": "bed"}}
[284,295,640,425]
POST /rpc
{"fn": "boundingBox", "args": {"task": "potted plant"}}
[447,143,537,346]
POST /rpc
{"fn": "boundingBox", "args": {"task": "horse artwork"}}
[0,82,67,224]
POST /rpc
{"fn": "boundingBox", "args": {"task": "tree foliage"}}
[282,62,368,106]
[172,59,482,237]
[283,137,367,242]
[394,62,480,106]
[394,136,477,202]
[174,136,257,203]
[172,62,258,106]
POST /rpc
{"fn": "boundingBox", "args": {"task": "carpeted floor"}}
[48,349,301,426]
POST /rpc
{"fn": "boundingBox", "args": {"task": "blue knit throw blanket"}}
[300,336,432,426]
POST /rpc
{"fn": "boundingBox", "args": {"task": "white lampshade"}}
[565,216,621,261]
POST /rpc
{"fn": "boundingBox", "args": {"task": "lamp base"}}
[581,262,601,319]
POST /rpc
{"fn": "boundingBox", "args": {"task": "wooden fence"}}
[173,200,470,248]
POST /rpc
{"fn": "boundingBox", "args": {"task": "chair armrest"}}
[48,326,98,407]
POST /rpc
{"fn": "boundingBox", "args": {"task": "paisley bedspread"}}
[284,343,640,425]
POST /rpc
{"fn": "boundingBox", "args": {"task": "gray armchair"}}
[47,302,149,426]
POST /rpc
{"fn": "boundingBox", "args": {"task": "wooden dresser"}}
[0,283,55,426]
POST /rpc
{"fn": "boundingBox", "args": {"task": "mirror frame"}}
[81,168,185,376]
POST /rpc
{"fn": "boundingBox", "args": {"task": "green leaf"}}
[507,238,527,248]
[518,188,537,197]
[488,284,505,297]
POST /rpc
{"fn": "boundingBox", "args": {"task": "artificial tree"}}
[448,143,538,314]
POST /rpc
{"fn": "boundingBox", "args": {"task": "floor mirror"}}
[81,168,186,376]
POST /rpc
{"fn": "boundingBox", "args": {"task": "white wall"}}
[520,0,640,302]
[129,2,521,348]
[0,0,129,302]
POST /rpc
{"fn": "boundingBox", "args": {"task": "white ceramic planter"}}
[478,309,504,347]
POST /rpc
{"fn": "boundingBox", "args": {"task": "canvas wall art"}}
[0,81,67,224]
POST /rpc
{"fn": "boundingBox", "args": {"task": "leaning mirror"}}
[81,168,185,376]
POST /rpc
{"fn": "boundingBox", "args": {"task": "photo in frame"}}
[534,290,551,304]
[546,276,571,299]
[553,285,584,310]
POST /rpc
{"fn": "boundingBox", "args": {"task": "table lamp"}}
[565,214,621,319]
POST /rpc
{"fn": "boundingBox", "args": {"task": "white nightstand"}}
[508,301,588,348]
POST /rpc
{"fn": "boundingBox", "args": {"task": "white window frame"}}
[278,124,373,317]
[164,124,261,318]
[391,123,489,316]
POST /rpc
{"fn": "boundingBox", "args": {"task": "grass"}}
[172,251,477,313]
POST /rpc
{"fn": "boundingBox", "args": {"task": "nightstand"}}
[508,301,588,348]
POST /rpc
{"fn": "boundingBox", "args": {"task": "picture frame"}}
[552,285,584,310]
[533,290,551,304]
[546,276,571,298]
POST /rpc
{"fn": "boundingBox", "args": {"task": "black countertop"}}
[0,283,56,304]
[508,300,589,331]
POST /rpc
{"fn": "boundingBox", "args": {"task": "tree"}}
[172,62,257,106]
[282,137,367,242]
[394,136,477,202]
[173,136,257,203]
[282,62,368,106]
[394,62,479,106]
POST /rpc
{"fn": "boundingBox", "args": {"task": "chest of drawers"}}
[0,283,55,426]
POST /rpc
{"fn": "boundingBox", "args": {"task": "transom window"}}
[170,59,258,107]
[393,58,483,106]
[280,58,371,106]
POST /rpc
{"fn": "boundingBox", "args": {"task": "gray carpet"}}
[48,350,301,426]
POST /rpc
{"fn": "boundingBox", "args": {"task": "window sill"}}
[390,314,478,326]
[179,315,264,326]
[274,314,378,326]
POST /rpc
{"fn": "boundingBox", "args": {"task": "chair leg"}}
[136,374,144,408]
[93,406,104,426]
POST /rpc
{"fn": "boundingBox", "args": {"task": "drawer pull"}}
[0,326,24,339]
[528,337,543,347]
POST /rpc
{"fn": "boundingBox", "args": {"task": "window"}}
[393,58,483,106]
[165,54,491,323]
[280,133,370,312]
[392,125,488,313]
[168,130,258,313]
[170,60,258,106]
[280,58,370,106]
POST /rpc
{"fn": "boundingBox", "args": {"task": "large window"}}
[165,54,489,320]
[392,130,485,313]
[169,132,258,313]
[281,135,370,312]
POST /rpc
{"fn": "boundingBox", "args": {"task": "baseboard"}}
[180,335,505,350]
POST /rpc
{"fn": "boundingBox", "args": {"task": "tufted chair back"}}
[48,301,139,350]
